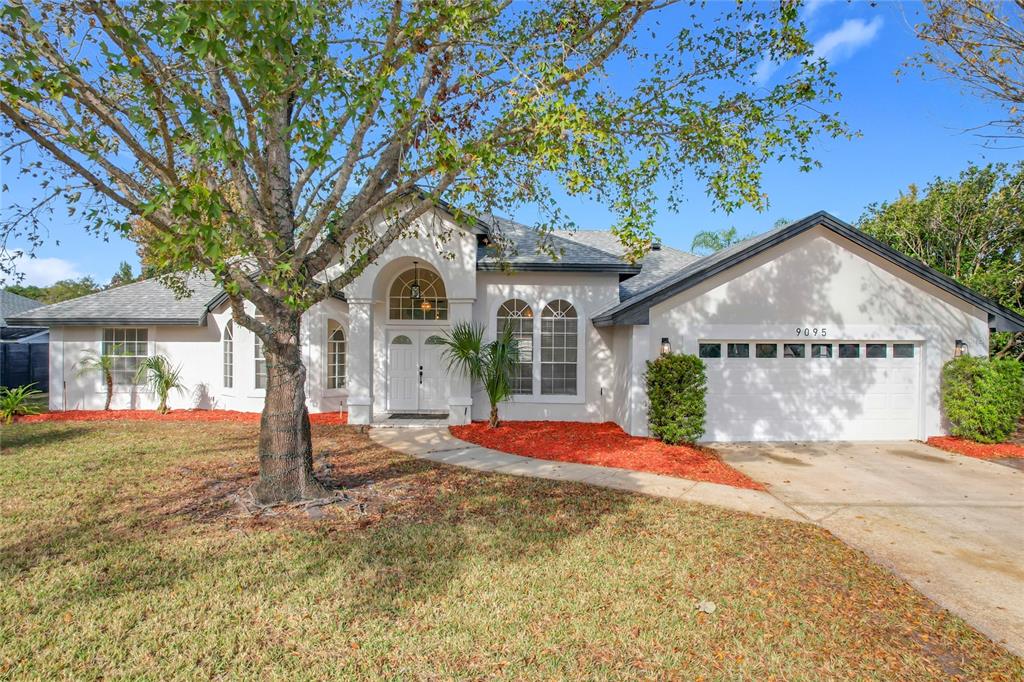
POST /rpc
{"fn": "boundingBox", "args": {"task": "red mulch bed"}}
[926,436,1024,460]
[13,409,348,425]
[450,420,763,490]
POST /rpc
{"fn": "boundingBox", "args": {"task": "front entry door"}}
[387,330,449,413]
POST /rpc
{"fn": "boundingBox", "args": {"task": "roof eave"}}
[4,316,207,327]
[592,211,1024,330]
[477,262,641,274]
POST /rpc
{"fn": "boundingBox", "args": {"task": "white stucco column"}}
[627,324,651,436]
[347,298,374,424]
[447,298,474,424]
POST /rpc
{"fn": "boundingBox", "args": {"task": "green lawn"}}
[0,421,1019,680]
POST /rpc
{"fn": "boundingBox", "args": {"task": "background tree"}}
[690,227,751,256]
[910,0,1024,142]
[107,261,138,288]
[0,0,849,503]
[5,276,101,304]
[859,162,1024,359]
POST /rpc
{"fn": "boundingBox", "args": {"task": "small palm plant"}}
[440,321,520,428]
[135,355,185,414]
[77,347,120,410]
[0,383,45,423]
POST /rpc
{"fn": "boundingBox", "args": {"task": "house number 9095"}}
[795,327,827,337]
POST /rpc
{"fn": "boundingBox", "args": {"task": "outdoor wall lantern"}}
[954,339,968,357]
[660,337,672,355]
[410,261,422,300]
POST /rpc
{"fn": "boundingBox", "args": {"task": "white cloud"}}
[754,15,883,86]
[813,16,884,63]
[2,250,85,287]
[803,0,837,20]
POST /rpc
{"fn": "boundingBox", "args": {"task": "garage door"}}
[700,340,920,441]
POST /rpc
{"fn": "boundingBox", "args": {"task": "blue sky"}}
[1,0,1018,287]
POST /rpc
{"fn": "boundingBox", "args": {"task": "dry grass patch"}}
[0,421,1020,680]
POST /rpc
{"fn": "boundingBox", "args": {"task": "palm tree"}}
[76,348,119,410]
[135,355,185,414]
[440,321,520,428]
[690,226,747,255]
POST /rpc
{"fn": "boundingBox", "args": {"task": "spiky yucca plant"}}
[135,355,185,414]
[440,322,520,428]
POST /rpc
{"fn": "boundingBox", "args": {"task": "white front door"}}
[387,330,450,413]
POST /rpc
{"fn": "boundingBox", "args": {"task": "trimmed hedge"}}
[645,353,707,445]
[941,356,1024,444]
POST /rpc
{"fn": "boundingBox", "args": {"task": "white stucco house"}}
[9,209,1024,441]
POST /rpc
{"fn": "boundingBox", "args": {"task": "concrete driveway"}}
[717,441,1024,657]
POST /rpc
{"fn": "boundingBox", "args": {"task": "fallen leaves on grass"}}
[15,409,347,425]
[926,436,1024,460]
[451,420,763,490]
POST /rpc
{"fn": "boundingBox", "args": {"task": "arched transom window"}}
[327,320,346,389]
[389,267,448,321]
[497,299,533,395]
[540,300,578,395]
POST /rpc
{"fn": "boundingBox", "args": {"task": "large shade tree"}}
[1,0,849,503]
[859,162,1024,360]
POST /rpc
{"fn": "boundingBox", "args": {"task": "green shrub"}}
[0,383,45,423]
[645,353,707,445]
[941,356,1024,443]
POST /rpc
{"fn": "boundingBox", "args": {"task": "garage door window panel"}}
[699,343,721,358]
[727,343,749,358]
[811,343,832,358]
[755,343,777,359]
[866,343,887,358]
[893,344,915,358]
[784,343,805,358]
[838,343,860,358]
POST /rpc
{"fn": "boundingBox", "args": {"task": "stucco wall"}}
[48,296,350,413]
[470,271,619,423]
[640,226,990,439]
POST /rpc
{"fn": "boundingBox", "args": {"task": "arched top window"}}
[327,320,346,389]
[222,320,234,389]
[540,300,578,395]
[391,335,413,345]
[389,266,448,321]
[424,335,446,345]
[498,299,534,395]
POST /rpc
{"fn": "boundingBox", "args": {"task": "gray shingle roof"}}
[0,290,43,327]
[592,211,1024,332]
[5,274,225,326]
[477,217,641,273]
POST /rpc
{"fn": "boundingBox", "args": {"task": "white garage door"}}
[701,340,921,441]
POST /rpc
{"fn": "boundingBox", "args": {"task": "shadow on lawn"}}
[0,424,92,452]
[0,424,636,614]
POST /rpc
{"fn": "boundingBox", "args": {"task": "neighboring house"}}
[8,209,1024,441]
[0,289,49,390]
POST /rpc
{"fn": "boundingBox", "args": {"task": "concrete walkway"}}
[368,427,802,521]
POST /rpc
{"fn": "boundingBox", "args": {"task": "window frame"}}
[388,267,449,322]
[223,320,234,389]
[497,299,534,396]
[100,327,150,387]
[326,319,346,391]
[539,299,579,397]
[253,322,267,391]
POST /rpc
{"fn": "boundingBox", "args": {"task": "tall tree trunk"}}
[251,314,327,504]
[104,372,112,411]
[489,402,500,428]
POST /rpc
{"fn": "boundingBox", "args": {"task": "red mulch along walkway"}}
[14,410,348,425]
[450,420,763,490]
[926,436,1024,460]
